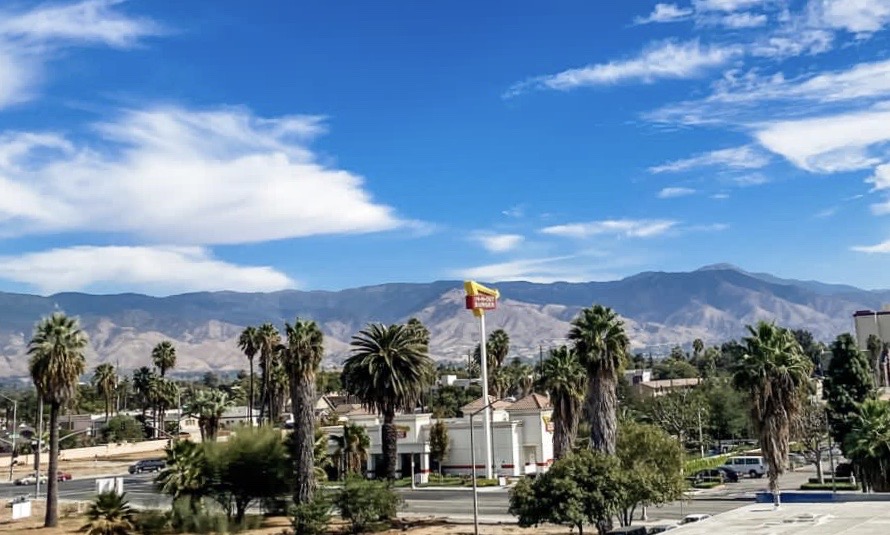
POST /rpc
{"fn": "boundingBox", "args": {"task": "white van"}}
[723,456,767,478]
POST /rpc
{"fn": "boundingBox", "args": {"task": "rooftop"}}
[460,396,514,414]
[506,393,552,411]
[637,377,702,389]
[672,502,890,535]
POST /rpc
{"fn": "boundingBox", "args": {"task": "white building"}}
[320,393,554,482]
[853,308,890,350]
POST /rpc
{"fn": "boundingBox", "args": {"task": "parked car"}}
[690,468,726,484]
[128,459,166,474]
[715,466,740,482]
[723,456,767,478]
[834,462,854,478]
[56,471,72,481]
[647,526,677,534]
[606,526,647,535]
[14,473,47,486]
[680,514,712,525]
[788,453,807,467]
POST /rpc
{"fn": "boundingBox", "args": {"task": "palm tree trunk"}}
[248,358,254,427]
[553,397,579,459]
[45,401,61,527]
[586,371,618,455]
[382,410,398,480]
[105,395,110,423]
[259,358,269,425]
[292,373,317,504]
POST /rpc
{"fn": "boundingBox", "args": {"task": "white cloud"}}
[541,219,677,238]
[730,173,771,186]
[635,4,694,24]
[711,192,730,199]
[455,255,598,283]
[505,40,738,96]
[721,12,768,27]
[868,163,890,191]
[0,245,295,295]
[0,106,404,243]
[658,187,697,198]
[471,232,525,253]
[852,240,890,253]
[693,0,768,12]
[814,0,890,33]
[649,145,770,173]
[754,108,890,173]
[501,204,526,218]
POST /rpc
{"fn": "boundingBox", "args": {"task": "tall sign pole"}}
[464,281,499,480]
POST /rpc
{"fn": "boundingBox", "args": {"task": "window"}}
[745,458,760,465]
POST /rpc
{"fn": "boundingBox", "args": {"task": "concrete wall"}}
[0,439,168,468]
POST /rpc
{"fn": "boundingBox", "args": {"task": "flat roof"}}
[853,310,890,317]
[671,502,890,535]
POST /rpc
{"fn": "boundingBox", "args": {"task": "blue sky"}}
[1,0,890,295]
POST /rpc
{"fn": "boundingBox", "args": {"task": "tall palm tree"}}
[334,423,371,477]
[151,341,177,377]
[186,389,233,442]
[506,358,534,398]
[693,338,704,360]
[342,323,434,480]
[733,321,812,506]
[237,326,259,426]
[28,312,88,527]
[132,366,155,421]
[93,363,118,423]
[568,304,628,455]
[269,359,289,423]
[257,323,281,425]
[844,398,890,492]
[406,317,430,352]
[80,491,136,535]
[537,346,586,459]
[282,318,325,504]
[488,329,511,369]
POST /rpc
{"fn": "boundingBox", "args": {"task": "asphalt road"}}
[0,465,822,523]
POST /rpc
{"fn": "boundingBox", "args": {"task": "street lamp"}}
[1,394,17,482]
[469,397,506,535]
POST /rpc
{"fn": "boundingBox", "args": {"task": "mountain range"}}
[1,264,887,377]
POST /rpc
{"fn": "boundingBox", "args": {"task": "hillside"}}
[0,265,886,377]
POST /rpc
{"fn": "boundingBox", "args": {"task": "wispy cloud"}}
[0,106,405,244]
[634,4,693,24]
[852,240,890,254]
[471,232,525,253]
[868,164,890,191]
[541,219,677,239]
[0,245,295,295]
[658,187,697,198]
[501,204,526,218]
[693,0,770,12]
[505,40,738,97]
[649,145,769,173]
[813,0,890,34]
[720,12,768,28]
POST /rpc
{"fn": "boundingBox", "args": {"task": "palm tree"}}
[406,317,430,352]
[281,318,325,504]
[568,304,628,455]
[537,346,586,459]
[186,389,233,442]
[506,358,534,398]
[28,312,88,527]
[80,491,136,535]
[92,363,118,423]
[733,321,812,506]
[151,341,177,377]
[156,440,208,512]
[693,338,704,360]
[334,423,371,477]
[237,326,259,426]
[132,366,155,421]
[488,329,511,369]
[843,399,890,492]
[342,323,434,480]
[257,323,281,425]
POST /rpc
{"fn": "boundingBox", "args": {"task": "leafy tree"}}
[282,318,325,504]
[616,421,685,527]
[101,414,145,443]
[693,346,720,378]
[651,359,699,380]
[335,477,402,534]
[718,340,746,371]
[92,363,118,423]
[256,322,282,425]
[290,493,332,535]
[569,304,629,455]
[509,449,624,535]
[428,420,450,476]
[430,384,481,418]
[639,389,707,449]
[342,323,434,480]
[80,491,136,535]
[237,325,259,426]
[669,345,687,361]
[335,424,371,477]
[824,333,875,450]
[843,399,890,492]
[793,400,829,483]
[733,322,812,506]
[201,371,220,389]
[317,370,342,395]
[537,345,585,459]
[28,312,88,527]
[702,379,749,443]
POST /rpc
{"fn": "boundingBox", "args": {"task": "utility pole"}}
[1,395,16,481]
[697,407,705,458]
[35,399,43,499]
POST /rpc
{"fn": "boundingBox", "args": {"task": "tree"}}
[651,359,699,380]
[568,304,629,455]
[640,389,707,450]
[342,323,434,480]
[256,323,281,425]
[669,345,687,361]
[335,477,402,534]
[151,341,177,377]
[867,334,884,387]
[92,363,118,423]
[488,329,511,369]
[506,358,534,398]
[80,491,136,535]
[843,399,890,492]
[428,420,449,476]
[335,423,371,477]
[282,318,325,504]
[794,400,829,483]
[186,389,233,442]
[509,449,624,535]
[101,414,145,443]
[28,312,88,527]
[733,321,812,506]
[537,345,585,459]
[692,339,704,360]
[132,366,156,423]
[702,379,749,444]
[406,317,430,352]
[824,333,875,450]
[237,326,259,427]
[156,440,209,513]
[616,421,685,527]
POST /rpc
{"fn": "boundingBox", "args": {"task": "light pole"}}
[1,394,17,482]
[35,399,43,499]
[469,397,505,535]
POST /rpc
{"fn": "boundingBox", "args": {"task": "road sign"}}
[12,500,31,520]
[465,294,497,310]
[96,477,124,495]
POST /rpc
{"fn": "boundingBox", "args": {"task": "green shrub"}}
[169,498,229,534]
[134,509,170,535]
[684,454,731,473]
[335,477,402,534]
[800,483,859,491]
[291,493,332,535]
[808,477,853,484]
[468,478,499,487]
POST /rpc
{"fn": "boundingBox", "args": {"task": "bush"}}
[291,493,332,535]
[102,415,146,443]
[134,509,170,535]
[335,477,402,534]
[169,498,229,534]
[808,477,853,484]
[800,483,859,491]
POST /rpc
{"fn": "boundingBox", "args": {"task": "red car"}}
[56,471,72,481]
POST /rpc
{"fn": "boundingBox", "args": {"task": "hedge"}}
[799,483,859,491]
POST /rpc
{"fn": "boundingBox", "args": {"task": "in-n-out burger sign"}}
[465,294,497,310]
